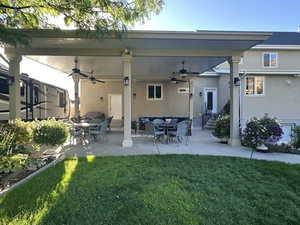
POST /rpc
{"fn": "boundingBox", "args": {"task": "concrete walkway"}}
[64,128,300,164]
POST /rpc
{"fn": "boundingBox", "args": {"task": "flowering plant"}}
[242,116,283,148]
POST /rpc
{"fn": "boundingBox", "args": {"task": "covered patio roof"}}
[6,29,272,80]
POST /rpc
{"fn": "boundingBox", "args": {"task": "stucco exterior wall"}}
[80,76,230,127]
[80,79,192,121]
[240,75,300,126]
[217,49,300,72]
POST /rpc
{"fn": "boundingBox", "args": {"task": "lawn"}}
[1,155,300,225]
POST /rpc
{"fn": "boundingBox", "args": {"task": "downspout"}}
[240,72,247,130]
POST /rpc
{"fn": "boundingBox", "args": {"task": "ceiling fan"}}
[68,58,105,84]
[172,61,200,78]
[169,76,187,84]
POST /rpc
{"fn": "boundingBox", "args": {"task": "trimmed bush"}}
[213,115,230,140]
[6,119,33,145]
[292,126,300,149]
[32,119,69,146]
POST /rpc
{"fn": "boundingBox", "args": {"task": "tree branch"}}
[0,3,43,10]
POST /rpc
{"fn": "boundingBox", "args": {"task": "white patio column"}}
[122,50,133,147]
[73,75,80,119]
[228,56,241,146]
[6,51,22,120]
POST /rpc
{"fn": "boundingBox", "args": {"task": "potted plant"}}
[242,116,283,151]
[213,115,230,143]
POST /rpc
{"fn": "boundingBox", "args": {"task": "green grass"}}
[1,155,300,225]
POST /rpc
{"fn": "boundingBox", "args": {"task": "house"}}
[81,32,300,126]
[3,29,272,147]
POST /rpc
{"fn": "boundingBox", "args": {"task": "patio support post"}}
[122,50,133,147]
[5,51,22,120]
[73,75,80,119]
[228,56,241,146]
[189,79,194,121]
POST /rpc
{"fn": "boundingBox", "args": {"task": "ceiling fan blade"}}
[68,72,74,77]
[95,79,105,83]
[78,71,89,78]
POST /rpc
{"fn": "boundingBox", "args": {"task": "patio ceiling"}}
[7,29,272,80]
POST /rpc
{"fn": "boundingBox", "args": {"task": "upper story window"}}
[147,84,163,100]
[263,52,278,68]
[245,76,264,96]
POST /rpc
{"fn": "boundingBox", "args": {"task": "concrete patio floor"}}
[64,128,300,164]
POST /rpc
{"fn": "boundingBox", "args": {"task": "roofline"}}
[8,29,272,41]
[252,45,300,50]
[214,69,300,75]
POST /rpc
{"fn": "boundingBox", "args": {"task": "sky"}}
[1,0,300,99]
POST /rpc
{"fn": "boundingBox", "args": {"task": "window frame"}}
[244,76,265,97]
[262,52,278,68]
[146,83,163,101]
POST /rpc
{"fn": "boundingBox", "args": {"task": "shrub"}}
[0,155,27,174]
[242,116,283,148]
[0,125,16,156]
[213,115,230,140]
[292,126,300,149]
[32,119,69,146]
[7,119,33,145]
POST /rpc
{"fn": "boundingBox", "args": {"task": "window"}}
[147,84,163,100]
[263,53,278,67]
[58,91,65,107]
[20,81,25,97]
[34,86,39,104]
[0,78,9,94]
[245,76,264,96]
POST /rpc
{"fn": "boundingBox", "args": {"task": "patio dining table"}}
[73,122,100,138]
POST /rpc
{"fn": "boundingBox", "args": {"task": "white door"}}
[108,94,122,119]
[204,88,218,114]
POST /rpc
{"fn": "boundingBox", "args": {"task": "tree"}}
[0,0,164,45]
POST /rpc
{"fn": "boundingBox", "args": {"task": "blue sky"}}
[135,0,300,32]
[1,0,300,99]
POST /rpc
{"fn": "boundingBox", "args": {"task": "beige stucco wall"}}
[80,76,231,126]
[80,79,192,121]
[241,75,300,125]
[217,49,300,72]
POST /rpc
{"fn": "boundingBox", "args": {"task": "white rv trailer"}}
[0,64,70,121]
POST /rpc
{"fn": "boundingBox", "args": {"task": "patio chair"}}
[99,119,108,140]
[144,121,165,145]
[88,124,101,142]
[167,120,189,145]
[107,116,113,132]
[70,126,84,145]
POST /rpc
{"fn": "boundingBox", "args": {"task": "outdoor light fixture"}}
[133,93,137,97]
[123,76,129,86]
[100,96,104,101]
[199,92,202,97]
[234,77,241,86]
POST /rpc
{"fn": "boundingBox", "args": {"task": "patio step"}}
[204,118,217,130]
